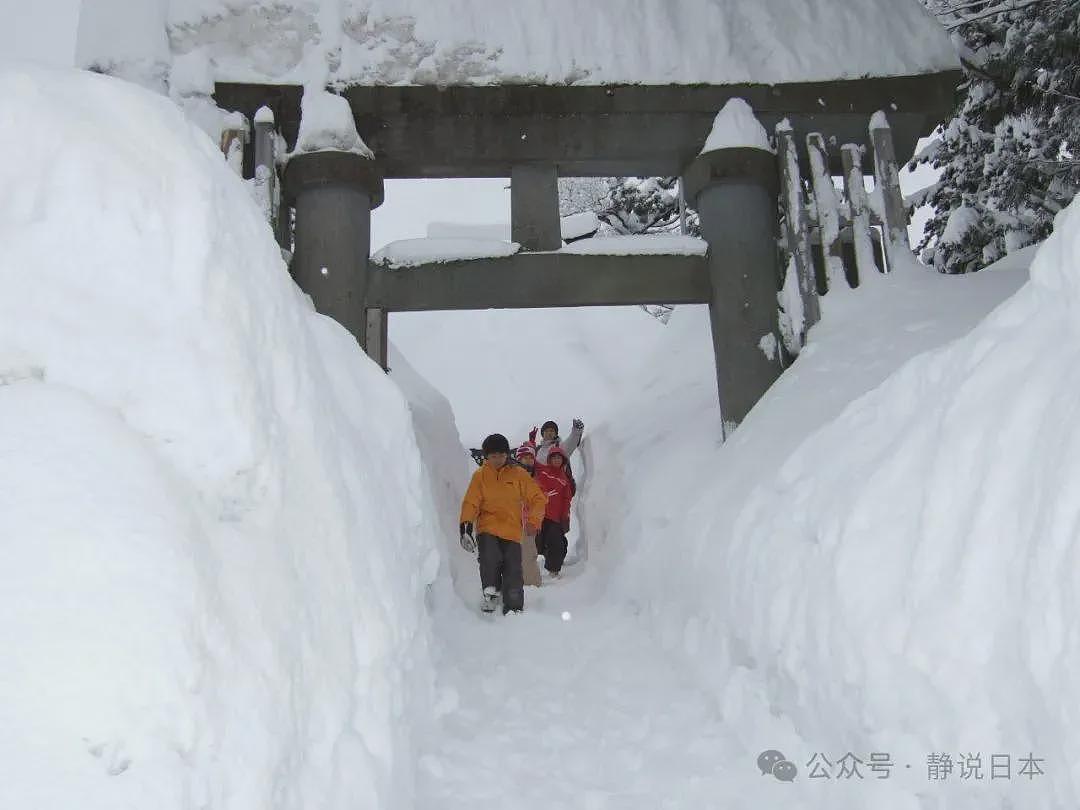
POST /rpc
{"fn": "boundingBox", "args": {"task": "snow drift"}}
[0,66,440,810]
[588,217,1077,804]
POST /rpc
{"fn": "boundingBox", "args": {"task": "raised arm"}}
[562,419,584,457]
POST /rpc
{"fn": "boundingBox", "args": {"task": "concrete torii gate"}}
[217,69,957,429]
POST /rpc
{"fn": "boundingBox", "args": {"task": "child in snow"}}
[514,444,543,588]
[459,434,547,613]
[515,442,537,475]
[530,418,584,466]
[534,445,574,578]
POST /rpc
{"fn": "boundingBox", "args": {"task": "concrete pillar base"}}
[682,147,783,429]
[283,151,384,349]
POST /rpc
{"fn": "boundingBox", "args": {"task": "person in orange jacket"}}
[534,445,574,578]
[459,433,547,613]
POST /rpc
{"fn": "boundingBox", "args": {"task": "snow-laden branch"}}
[943,0,1047,30]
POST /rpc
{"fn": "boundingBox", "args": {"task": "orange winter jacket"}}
[460,462,547,543]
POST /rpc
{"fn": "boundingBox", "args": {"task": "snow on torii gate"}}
[201,0,960,429]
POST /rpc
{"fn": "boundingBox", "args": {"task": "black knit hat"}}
[541,420,559,434]
[481,433,511,455]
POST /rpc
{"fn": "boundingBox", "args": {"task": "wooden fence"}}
[220,108,288,249]
[777,112,910,346]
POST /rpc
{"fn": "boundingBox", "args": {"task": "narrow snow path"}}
[418,564,745,809]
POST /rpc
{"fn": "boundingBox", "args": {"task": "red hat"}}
[547,446,567,463]
[515,444,536,461]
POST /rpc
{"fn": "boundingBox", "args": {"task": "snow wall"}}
[586,235,1076,804]
[0,66,442,810]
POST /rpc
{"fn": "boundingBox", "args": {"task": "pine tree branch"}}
[944,0,1046,30]
[933,0,1003,17]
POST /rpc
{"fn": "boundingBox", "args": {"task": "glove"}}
[572,418,584,431]
[459,522,476,553]
[561,518,570,533]
[528,426,538,443]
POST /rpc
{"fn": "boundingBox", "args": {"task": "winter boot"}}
[480,586,499,613]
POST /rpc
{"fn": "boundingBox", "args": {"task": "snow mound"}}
[165,0,957,87]
[700,97,773,154]
[373,237,520,268]
[587,236,1080,805]
[561,234,708,256]
[293,88,373,157]
[0,66,439,810]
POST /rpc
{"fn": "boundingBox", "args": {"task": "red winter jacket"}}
[535,452,572,525]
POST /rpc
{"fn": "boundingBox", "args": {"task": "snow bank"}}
[586,239,1080,805]
[372,237,519,268]
[385,344,480,607]
[165,0,957,87]
[560,234,708,256]
[0,67,439,810]
[701,97,772,154]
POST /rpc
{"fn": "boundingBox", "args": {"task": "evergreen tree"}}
[559,177,699,236]
[915,0,1079,273]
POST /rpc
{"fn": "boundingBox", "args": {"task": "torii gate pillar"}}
[683,148,783,433]
[283,151,384,351]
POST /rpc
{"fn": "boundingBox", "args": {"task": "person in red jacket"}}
[534,445,573,578]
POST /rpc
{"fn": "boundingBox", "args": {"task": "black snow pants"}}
[477,533,524,613]
[535,518,568,574]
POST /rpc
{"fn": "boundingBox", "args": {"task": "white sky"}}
[0,0,80,68]
[372,178,511,251]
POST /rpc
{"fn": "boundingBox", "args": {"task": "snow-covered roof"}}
[166,0,958,89]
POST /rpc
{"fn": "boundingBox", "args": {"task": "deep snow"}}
[391,196,1072,808]
[164,0,958,88]
[3,54,1076,810]
[0,67,440,810]
[582,251,1075,807]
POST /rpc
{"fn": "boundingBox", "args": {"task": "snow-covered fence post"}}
[682,99,782,435]
[219,115,248,176]
[840,143,877,285]
[252,106,281,243]
[283,90,384,350]
[869,112,910,267]
[776,123,819,344]
[806,133,846,291]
